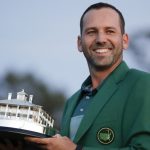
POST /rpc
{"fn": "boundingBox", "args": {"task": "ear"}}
[122,33,129,50]
[77,35,83,52]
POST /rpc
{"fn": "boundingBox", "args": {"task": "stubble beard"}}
[87,55,114,71]
[86,49,123,71]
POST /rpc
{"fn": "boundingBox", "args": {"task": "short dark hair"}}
[80,2,125,35]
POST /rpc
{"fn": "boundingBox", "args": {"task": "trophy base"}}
[0,127,51,150]
[0,126,49,139]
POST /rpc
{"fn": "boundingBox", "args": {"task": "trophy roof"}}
[0,99,41,107]
[0,90,41,107]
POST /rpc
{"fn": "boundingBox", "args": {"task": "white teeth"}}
[95,49,109,53]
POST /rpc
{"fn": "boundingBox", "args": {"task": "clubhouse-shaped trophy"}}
[0,89,56,139]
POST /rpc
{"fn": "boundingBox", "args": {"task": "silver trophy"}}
[0,89,56,139]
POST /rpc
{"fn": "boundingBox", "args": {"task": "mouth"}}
[94,48,111,54]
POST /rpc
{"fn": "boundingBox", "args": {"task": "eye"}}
[86,30,96,35]
[106,30,115,34]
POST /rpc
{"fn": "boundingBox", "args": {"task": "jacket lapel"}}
[73,76,118,143]
[73,62,130,143]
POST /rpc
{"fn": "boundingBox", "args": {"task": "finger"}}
[52,134,62,138]
[24,137,51,145]
[25,137,42,143]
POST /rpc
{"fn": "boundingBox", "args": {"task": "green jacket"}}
[61,61,150,149]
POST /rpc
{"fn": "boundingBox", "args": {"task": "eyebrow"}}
[105,27,117,30]
[84,27,97,32]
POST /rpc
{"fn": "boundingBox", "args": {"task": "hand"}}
[25,134,77,150]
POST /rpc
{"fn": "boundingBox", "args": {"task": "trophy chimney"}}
[8,93,12,100]
[29,95,33,103]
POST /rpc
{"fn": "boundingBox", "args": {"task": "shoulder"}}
[126,69,150,98]
[129,68,150,76]
[119,68,150,98]
[128,68,150,83]
[123,69,150,111]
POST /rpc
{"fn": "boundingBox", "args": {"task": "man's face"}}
[78,8,128,70]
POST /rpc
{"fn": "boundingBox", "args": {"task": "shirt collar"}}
[81,76,97,96]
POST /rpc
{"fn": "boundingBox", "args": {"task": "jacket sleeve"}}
[60,100,69,135]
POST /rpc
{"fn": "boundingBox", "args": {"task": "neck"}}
[89,60,122,89]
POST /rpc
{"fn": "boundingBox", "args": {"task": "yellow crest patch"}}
[97,128,114,144]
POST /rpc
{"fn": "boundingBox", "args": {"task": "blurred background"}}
[0,0,150,129]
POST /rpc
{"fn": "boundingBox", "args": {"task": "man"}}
[26,2,150,150]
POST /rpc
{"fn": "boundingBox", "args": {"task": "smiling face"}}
[78,8,128,71]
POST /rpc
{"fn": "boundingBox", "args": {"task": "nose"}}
[95,32,107,44]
